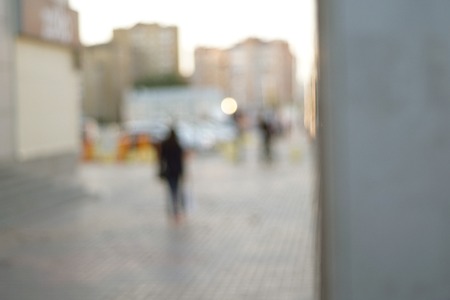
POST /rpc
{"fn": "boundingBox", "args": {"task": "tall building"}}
[82,23,180,123]
[0,0,81,173]
[228,38,296,110]
[191,47,229,92]
[122,23,179,82]
[192,38,296,110]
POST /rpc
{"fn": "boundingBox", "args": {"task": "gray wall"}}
[318,1,450,299]
[0,0,14,162]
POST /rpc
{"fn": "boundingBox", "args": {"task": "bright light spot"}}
[221,97,238,115]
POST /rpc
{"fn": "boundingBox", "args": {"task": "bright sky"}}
[69,0,316,80]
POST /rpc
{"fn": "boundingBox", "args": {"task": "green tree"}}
[134,73,188,88]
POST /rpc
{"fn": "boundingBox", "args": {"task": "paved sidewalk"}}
[0,131,317,300]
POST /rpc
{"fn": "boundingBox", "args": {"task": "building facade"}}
[0,0,14,162]
[191,47,229,92]
[0,0,81,174]
[124,86,225,125]
[82,23,180,124]
[123,23,179,81]
[192,38,296,111]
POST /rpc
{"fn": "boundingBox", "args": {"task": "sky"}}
[69,0,316,80]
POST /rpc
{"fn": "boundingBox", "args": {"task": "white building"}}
[0,0,81,174]
[123,86,235,149]
[123,86,226,125]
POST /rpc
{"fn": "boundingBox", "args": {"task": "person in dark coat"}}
[158,127,185,222]
[258,114,274,162]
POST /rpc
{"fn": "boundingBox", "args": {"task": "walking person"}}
[231,109,246,162]
[258,113,274,162]
[158,127,186,223]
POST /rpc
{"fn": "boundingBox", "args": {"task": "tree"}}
[134,73,188,88]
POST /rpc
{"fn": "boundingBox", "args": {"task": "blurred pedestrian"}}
[232,109,246,162]
[158,127,186,223]
[258,113,274,162]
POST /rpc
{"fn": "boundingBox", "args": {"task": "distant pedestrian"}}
[158,127,186,223]
[258,113,274,162]
[232,109,247,162]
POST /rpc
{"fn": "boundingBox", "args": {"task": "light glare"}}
[221,98,238,115]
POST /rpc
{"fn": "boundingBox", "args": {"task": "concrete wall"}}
[318,1,450,299]
[0,0,15,162]
[16,37,80,160]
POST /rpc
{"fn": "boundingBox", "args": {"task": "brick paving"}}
[0,131,317,300]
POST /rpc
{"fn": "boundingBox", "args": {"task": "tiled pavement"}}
[0,131,318,300]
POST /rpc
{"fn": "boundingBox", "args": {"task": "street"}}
[0,131,317,300]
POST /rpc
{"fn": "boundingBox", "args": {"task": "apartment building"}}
[191,47,229,92]
[193,38,296,111]
[123,23,179,81]
[82,23,180,123]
